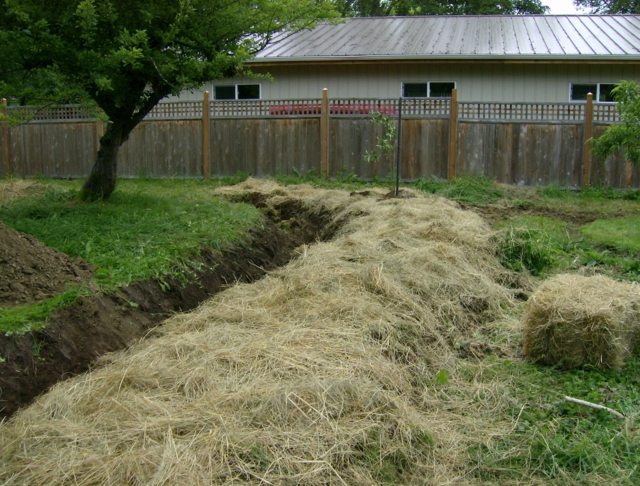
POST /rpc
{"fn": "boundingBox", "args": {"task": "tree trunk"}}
[80,121,124,201]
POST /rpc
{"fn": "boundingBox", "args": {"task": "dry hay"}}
[523,273,640,369]
[0,180,518,485]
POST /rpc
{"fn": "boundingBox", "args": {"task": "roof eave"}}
[248,54,640,64]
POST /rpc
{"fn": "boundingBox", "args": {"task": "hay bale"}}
[523,274,640,369]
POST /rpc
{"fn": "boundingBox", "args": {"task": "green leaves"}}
[75,0,98,43]
[592,80,640,166]
[2,0,339,111]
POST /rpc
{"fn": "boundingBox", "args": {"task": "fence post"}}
[582,92,593,188]
[321,88,329,178]
[202,90,210,179]
[395,97,402,196]
[1,98,9,178]
[624,160,633,188]
[448,88,458,180]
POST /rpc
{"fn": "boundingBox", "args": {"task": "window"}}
[429,82,455,98]
[214,85,236,100]
[402,81,455,98]
[598,84,616,102]
[403,83,428,98]
[570,83,617,102]
[237,84,260,99]
[214,83,260,100]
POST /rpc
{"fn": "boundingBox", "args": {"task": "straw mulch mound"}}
[0,180,517,485]
[523,273,640,369]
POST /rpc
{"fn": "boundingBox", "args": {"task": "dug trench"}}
[0,197,336,419]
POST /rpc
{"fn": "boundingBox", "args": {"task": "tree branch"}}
[564,396,625,419]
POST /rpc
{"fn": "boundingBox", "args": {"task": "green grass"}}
[471,356,640,484]
[274,169,380,190]
[0,178,261,333]
[498,216,575,277]
[0,179,260,289]
[532,185,640,218]
[498,214,640,281]
[415,176,505,204]
[582,217,640,253]
[0,288,88,335]
[539,185,640,202]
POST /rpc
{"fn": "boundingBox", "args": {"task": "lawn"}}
[0,177,260,333]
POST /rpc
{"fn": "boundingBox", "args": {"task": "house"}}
[176,15,640,104]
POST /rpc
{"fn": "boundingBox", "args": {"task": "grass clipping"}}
[0,180,516,485]
[523,273,640,369]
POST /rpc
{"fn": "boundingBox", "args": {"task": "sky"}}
[544,0,586,14]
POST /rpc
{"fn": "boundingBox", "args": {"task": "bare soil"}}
[0,222,93,306]
[460,201,632,226]
[0,199,334,419]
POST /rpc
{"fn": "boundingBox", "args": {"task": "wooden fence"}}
[0,91,638,188]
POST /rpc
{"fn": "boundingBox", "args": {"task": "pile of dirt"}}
[523,273,640,369]
[0,222,93,306]
[0,180,520,485]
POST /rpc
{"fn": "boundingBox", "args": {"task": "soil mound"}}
[0,181,519,485]
[0,222,93,306]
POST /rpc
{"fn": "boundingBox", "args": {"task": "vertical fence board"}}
[9,122,96,178]
[210,118,321,177]
[401,119,448,180]
[118,120,201,178]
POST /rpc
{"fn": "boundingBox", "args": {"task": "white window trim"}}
[400,81,456,98]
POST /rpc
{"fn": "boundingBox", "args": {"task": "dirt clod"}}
[0,222,93,307]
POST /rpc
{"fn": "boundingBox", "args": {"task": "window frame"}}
[401,81,456,98]
[214,83,261,100]
[570,82,617,103]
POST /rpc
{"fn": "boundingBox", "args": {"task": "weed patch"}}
[498,214,640,281]
[415,176,505,204]
[499,227,555,276]
[0,179,261,333]
[0,180,260,289]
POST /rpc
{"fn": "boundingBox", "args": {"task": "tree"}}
[333,0,547,16]
[592,81,640,166]
[1,0,337,200]
[574,0,639,13]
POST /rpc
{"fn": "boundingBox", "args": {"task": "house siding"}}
[175,62,640,103]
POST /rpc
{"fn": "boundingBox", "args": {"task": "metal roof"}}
[253,15,640,62]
